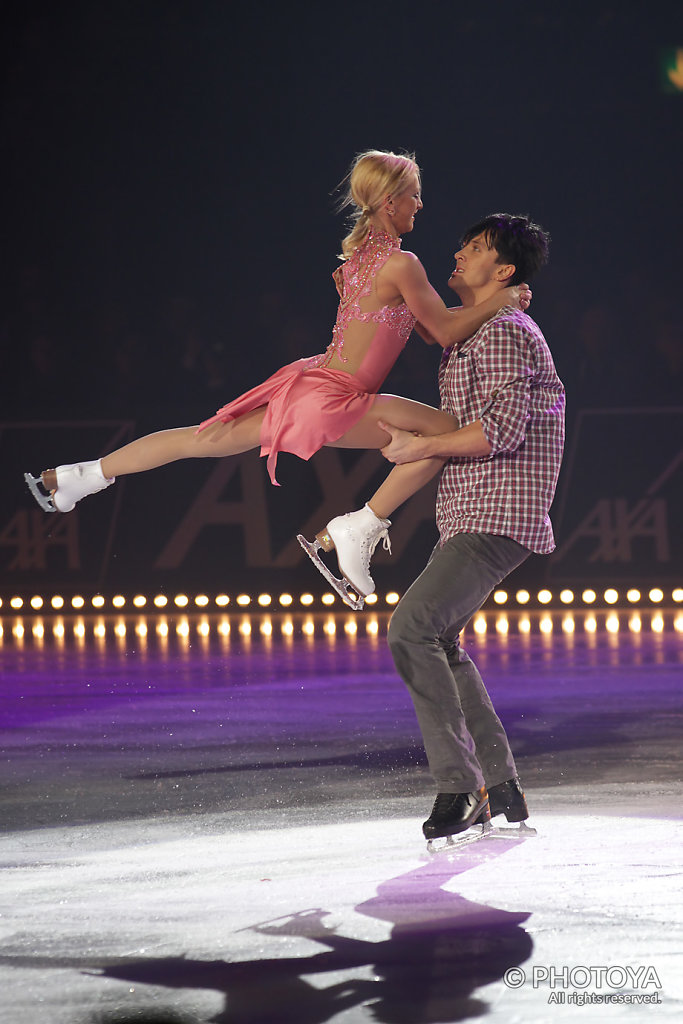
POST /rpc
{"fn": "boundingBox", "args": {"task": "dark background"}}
[3,0,682,424]
[1,1,681,595]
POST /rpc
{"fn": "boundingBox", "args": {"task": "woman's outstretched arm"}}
[389,252,528,348]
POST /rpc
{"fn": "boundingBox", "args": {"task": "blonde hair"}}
[337,149,420,258]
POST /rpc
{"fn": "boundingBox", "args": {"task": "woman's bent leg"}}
[304,396,455,599]
[329,393,457,451]
[367,459,445,520]
[327,393,455,518]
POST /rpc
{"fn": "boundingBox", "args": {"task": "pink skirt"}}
[196,358,376,485]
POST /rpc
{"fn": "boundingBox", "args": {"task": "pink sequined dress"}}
[197,229,416,484]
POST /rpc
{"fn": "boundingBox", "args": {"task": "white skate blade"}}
[297,534,365,611]
[487,820,537,838]
[426,821,493,855]
[426,819,537,855]
[24,473,57,513]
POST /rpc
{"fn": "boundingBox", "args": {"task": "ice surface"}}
[1,610,682,1022]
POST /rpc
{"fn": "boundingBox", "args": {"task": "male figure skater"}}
[379,213,565,841]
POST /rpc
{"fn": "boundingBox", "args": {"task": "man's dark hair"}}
[461,213,550,285]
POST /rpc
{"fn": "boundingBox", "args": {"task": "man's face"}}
[448,233,512,301]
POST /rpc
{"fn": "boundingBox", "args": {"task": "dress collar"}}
[367,227,402,249]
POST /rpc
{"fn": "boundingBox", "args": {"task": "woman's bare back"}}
[317,231,415,378]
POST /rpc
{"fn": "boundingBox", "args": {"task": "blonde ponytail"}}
[337,150,420,259]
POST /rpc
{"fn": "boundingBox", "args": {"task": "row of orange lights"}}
[494,586,680,606]
[0,591,389,612]
[0,587,681,613]
[2,609,680,643]
[472,610,680,636]
[2,614,376,641]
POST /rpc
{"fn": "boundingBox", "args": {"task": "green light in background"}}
[660,48,683,93]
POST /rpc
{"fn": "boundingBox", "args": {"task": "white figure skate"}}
[24,460,115,513]
[297,504,391,611]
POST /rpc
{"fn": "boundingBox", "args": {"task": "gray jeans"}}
[387,532,530,793]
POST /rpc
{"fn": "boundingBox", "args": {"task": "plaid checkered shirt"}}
[436,306,565,554]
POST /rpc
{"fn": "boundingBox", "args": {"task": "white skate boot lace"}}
[359,524,391,572]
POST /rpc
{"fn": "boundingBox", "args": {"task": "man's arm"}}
[377,419,491,464]
[379,316,538,464]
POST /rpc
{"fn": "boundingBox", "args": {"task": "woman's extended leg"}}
[29,410,266,513]
[99,410,266,478]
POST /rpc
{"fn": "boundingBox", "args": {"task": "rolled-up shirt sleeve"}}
[477,318,535,456]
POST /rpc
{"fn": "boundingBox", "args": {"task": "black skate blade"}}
[24,472,57,513]
[297,534,365,611]
[241,908,333,938]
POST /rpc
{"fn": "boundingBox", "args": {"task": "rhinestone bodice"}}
[311,229,416,371]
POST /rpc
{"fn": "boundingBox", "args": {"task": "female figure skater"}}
[25,150,528,599]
